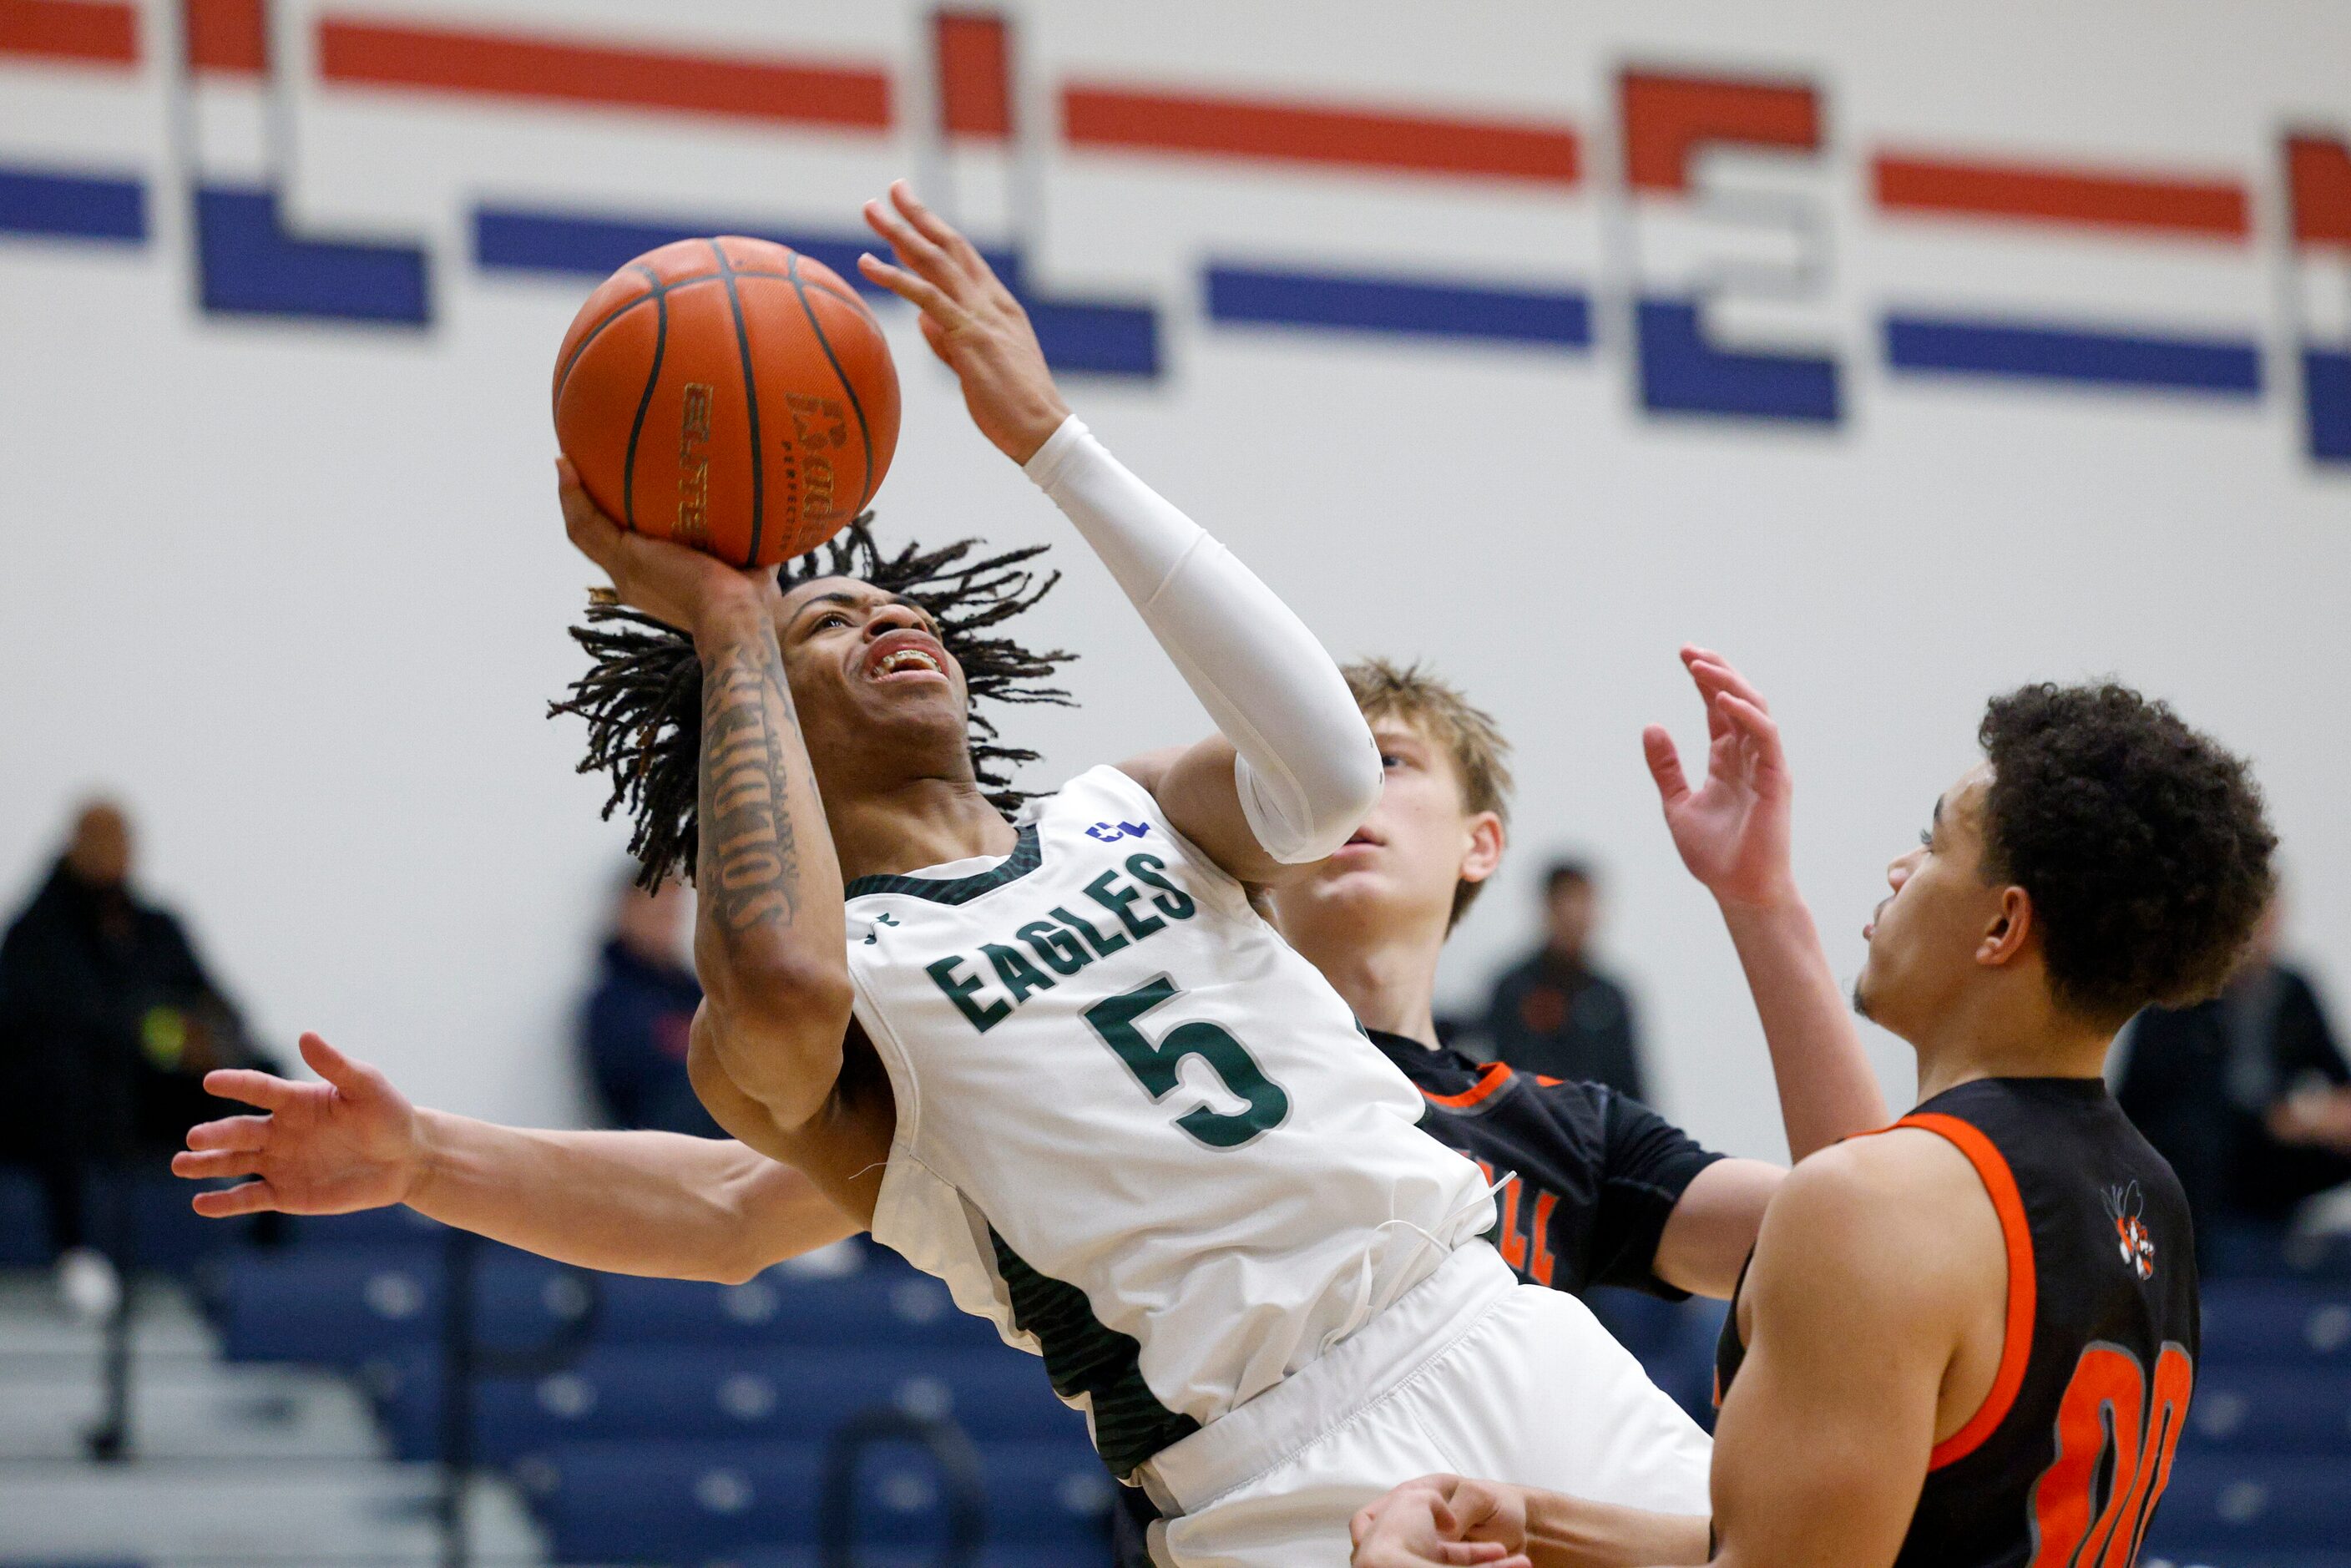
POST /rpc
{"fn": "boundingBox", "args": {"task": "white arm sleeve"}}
[1024,416,1381,863]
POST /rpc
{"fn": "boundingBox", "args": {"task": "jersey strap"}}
[845,823,1043,903]
[1896,1111,2039,1469]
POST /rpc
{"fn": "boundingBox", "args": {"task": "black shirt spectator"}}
[1479,860,1648,1100]
[2116,903,2351,1245]
[580,875,719,1138]
[0,801,261,1261]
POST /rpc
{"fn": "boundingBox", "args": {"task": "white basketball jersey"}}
[845,765,1494,1475]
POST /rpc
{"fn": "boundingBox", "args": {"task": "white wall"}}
[3,0,2345,1159]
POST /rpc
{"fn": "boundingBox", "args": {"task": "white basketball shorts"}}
[1133,1241,1712,1568]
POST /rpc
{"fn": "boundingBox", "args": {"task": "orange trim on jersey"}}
[1897,1110,2038,1470]
[1422,1061,1513,1109]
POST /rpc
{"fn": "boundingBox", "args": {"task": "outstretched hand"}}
[1351,1476,1532,1568]
[1644,645,1797,909]
[857,180,1070,464]
[173,1033,427,1218]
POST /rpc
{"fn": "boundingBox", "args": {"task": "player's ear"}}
[1459,812,1504,886]
[1977,883,2035,968]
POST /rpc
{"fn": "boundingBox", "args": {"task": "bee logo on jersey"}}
[2101,1181,2156,1280]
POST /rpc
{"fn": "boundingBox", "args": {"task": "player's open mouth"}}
[862,630,951,685]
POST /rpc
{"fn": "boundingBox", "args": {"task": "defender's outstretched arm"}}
[559,466,854,1134]
[174,1033,860,1283]
[1645,647,1890,1160]
[857,182,1381,885]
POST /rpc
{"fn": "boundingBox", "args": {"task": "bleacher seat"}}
[365,1342,1087,1461]
[2200,1281,2351,1366]
[2182,1365,2351,1454]
[0,1166,49,1264]
[216,1245,1003,1366]
[2147,1455,2351,1551]
[519,1437,1114,1562]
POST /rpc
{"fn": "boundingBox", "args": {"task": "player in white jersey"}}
[179,184,1711,1564]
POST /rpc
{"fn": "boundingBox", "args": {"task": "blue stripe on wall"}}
[1884,314,2261,396]
[2305,349,2351,464]
[195,186,428,325]
[0,165,145,241]
[1206,263,1590,347]
[474,205,872,286]
[473,204,1159,377]
[1635,298,1841,422]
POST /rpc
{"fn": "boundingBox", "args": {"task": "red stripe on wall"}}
[1875,152,2248,240]
[316,16,891,130]
[185,0,265,75]
[2289,134,2351,249]
[1622,71,1818,194]
[0,0,135,64]
[935,10,1010,140]
[1063,83,1578,185]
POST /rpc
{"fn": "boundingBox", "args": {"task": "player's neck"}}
[1287,908,1449,1049]
[1909,988,2114,1101]
[824,776,1019,884]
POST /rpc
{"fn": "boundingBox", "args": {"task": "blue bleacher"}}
[365,1343,1090,1461]
[520,1437,1113,1562]
[2139,1234,2351,1567]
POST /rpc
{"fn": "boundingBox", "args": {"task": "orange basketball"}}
[553,236,902,568]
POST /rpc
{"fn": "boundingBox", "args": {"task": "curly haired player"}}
[1352,678,2276,1568]
[175,182,1716,1565]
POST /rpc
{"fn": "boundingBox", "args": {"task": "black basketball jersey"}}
[1715,1077,2200,1568]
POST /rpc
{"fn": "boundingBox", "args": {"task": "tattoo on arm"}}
[698,631,802,932]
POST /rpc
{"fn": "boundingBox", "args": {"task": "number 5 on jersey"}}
[1084,976,1291,1149]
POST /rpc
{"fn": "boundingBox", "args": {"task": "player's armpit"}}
[688,1012,892,1233]
[1145,736,1319,887]
[1706,1134,1995,1568]
[1651,1158,1783,1299]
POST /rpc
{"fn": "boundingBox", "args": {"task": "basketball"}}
[552,236,902,568]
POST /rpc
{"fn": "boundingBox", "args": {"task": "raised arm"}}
[174,1034,860,1282]
[857,182,1380,884]
[559,465,853,1135]
[1645,647,1889,1159]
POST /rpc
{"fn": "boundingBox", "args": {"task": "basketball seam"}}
[552,270,872,414]
[710,240,766,568]
[553,273,732,407]
[786,250,879,519]
[620,265,666,534]
[554,292,654,410]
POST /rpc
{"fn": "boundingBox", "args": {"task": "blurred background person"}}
[0,798,267,1317]
[2116,892,2351,1260]
[579,873,717,1138]
[1478,859,1648,1100]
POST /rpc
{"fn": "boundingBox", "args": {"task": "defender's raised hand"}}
[858,180,1070,464]
[1643,645,1797,909]
[174,1033,426,1217]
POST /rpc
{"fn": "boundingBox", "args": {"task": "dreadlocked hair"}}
[549,514,1075,890]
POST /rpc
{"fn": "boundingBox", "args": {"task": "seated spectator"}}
[2116,893,2351,1254]
[0,798,266,1314]
[1478,859,1648,1100]
[580,873,717,1137]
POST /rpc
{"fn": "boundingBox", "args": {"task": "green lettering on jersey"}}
[1051,903,1128,959]
[926,954,1009,1033]
[983,941,1056,1004]
[1124,853,1197,921]
[1019,919,1092,976]
[1085,870,1165,941]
